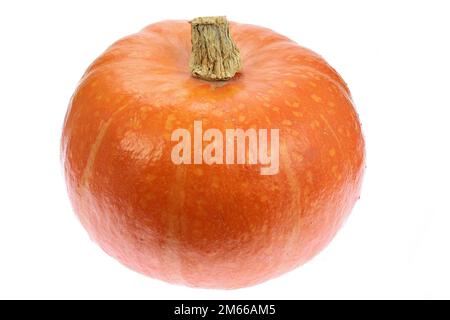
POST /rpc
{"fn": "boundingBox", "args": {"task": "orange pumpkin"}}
[61,17,365,288]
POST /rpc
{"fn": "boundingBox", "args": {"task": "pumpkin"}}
[61,16,365,289]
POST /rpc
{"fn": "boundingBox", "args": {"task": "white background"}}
[0,0,449,299]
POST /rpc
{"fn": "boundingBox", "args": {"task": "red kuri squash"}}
[61,16,365,288]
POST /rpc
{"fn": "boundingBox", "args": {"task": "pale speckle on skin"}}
[283,120,293,126]
[165,114,176,131]
[138,197,148,208]
[283,80,297,88]
[329,148,336,157]
[292,102,300,108]
[118,96,128,104]
[332,165,342,180]
[212,109,224,117]
[263,102,271,108]
[139,106,151,113]
[131,117,141,129]
[306,170,313,184]
[163,132,171,140]
[293,111,303,118]
[310,120,320,129]
[193,225,203,236]
[332,165,338,175]
[238,115,246,123]
[211,181,219,189]
[284,100,292,107]
[194,168,203,176]
[144,193,154,201]
[309,81,317,88]
[327,101,335,107]
[194,208,206,217]
[273,106,280,112]
[311,94,322,103]
[196,198,205,206]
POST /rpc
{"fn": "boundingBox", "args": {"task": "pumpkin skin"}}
[61,20,365,289]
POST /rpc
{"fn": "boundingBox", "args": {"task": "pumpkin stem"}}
[189,16,242,81]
